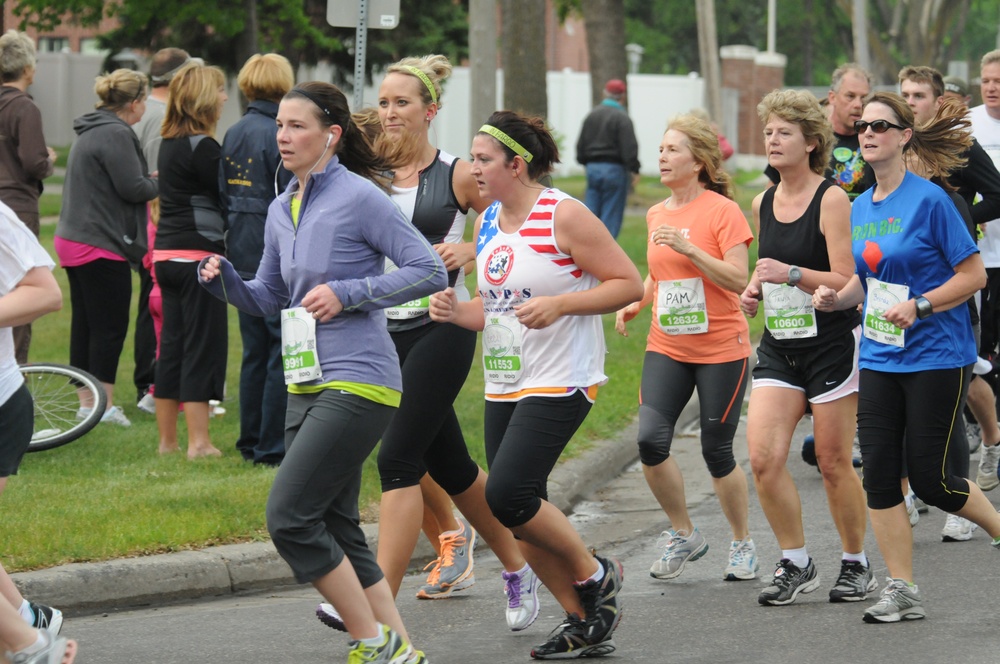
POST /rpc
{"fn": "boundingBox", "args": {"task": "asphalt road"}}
[63,417,1000,663]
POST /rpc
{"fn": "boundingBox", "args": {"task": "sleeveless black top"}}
[758,179,860,350]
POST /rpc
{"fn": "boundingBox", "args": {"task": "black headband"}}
[291,87,348,134]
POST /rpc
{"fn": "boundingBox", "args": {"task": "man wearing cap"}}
[575,78,640,238]
[130,47,193,411]
[944,75,973,107]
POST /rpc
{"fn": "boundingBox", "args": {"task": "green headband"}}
[479,124,534,163]
[402,65,437,105]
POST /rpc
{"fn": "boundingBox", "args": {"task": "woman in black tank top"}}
[738,90,871,607]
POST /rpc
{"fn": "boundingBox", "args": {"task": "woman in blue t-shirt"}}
[814,92,1000,624]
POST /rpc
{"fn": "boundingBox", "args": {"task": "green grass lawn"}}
[3,171,765,572]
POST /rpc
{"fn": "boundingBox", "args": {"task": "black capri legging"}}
[377,321,480,495]
[637,352,748,478]
[154,260,227,402]
[859,365,974,513]
[484,391,591,528]
[65,258,132,384]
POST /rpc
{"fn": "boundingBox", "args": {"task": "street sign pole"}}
[327,0,400,110]
[354,0,368,110]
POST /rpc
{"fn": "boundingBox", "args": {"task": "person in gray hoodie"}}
[54,69,158,427]
[0,29,57,363]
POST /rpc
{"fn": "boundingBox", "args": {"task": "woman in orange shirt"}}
[616,114,755,582]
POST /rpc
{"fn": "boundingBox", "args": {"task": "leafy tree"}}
[9,0,470,87]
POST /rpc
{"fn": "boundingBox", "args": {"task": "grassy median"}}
[3,173,760,572]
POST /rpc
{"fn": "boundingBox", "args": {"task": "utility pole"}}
[469,0,497,131]
[695,0,722,122]
[852,0,870,70]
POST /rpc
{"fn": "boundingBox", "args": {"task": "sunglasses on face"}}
[854,119,906,134]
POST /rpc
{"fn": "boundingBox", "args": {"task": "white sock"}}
[14,632,47,656]
[18,599,33,623]
[782,547,809,569]
[842,551,869,567]
[360,625,387,647]
[509,563,529,577]
[576,560,605,585]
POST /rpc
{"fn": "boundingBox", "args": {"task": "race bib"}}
[482,315,523,384]
[656,278,708,335]
[383,258,431,320]
[863,278,908,348]
[762,283,818,340]
[281,307,322,384]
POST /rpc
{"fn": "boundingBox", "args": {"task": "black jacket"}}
[219,100,292,278]
[575,100,640,173]
[949,138,1000,226]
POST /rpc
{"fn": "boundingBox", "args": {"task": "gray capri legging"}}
[266,389,395,586]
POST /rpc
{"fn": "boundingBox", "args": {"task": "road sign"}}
[327,0,400,29]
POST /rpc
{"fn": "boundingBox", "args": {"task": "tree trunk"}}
[234,0,260,114]
[500,0,548,117]
[582,0,627,108]
[470,0,499,129]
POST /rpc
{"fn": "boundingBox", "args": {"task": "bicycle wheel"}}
[21,363,107,452]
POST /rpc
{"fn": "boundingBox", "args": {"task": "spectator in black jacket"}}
[575,79,640,239]
[220,53,294,467]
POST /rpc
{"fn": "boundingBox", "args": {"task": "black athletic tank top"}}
[758,179,860,350]
[386,151,466,333]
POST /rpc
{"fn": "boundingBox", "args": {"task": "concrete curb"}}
[13,400,701,615]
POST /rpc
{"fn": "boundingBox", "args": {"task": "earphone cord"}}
[274,133,334,198]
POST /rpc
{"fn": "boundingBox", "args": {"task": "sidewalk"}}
[14,408,703,614]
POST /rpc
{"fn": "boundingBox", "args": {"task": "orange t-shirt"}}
[645,189,752,364]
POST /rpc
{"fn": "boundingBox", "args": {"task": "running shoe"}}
[136,392,156,414]
[415,520,476,599]
[346,624,411,664]
[503,566,541,631]
[649,527,708,579]
[941,514,978,541]
[723,537,759,581]
[863,578,925,623]
[758,558,820,606]
[851,434,863,468]
[316,602,346,632]
[28,603,62,636]
[405,651,427,664]
[576,555,624,643]
[913,496,929,514]
[529,614,616,660]
[100,406,131,427]
[905,499,920,527]
[7,632,74,664]
[828,560,877,602]
[977,443,1000,491]
[801,434,817,466]
[966,420,982,456]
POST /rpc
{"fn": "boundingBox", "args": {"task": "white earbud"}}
[325,133,333,149]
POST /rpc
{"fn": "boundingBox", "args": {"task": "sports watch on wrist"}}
[914,296,933,320]
[787,266,803,286]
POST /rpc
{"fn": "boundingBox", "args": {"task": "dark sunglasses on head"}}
[854,119,906,134]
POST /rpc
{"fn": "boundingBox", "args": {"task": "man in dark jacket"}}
[0,29,56,363]
[219,54,294,467]
[576,79,640,239]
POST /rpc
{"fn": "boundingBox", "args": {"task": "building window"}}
[37,37,69,53]
[80,39,108,56]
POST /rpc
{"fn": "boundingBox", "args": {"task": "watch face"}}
[789,267,802,285]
